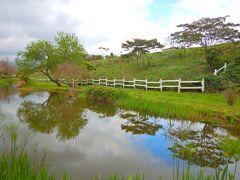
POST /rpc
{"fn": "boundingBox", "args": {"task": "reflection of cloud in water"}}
[22,109,172,179]
[0,91,239,179]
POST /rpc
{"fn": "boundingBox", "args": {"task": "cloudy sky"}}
[0,0,239,61]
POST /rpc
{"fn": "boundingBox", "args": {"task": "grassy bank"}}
[86,86,240,124]
[0,78,13,87]
[18,81,240,124]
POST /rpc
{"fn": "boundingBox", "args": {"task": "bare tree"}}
[0,57,16,76]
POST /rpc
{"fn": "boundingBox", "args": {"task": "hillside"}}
[90,43,240,80]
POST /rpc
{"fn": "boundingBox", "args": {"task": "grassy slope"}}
[90,48,209,80]
[90,42,240,80]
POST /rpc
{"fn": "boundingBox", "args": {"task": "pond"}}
[0,87,239,179]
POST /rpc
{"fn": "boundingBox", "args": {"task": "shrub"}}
[16,80,27,88]
[205,48,221,70]
[202,74,227,92]
[224,56,240,84]
[224,86,238,106]
[86,86,125,104]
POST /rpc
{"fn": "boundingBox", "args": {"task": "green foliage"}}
[16,32,86,86]
[16,40,56,75]
[171,16,240,48]
[205,42,240,70]
[224,56,240,84]
[202,74,227,92]
[205,48,222,70]
[55,31,86,61]
[87,86,125,104]
[122,38,164,62]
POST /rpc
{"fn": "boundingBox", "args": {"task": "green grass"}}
[90,48,209,80]
[90,42,240,80]
[88,86,240,123]
[0,125,69,180]
[0,78,13,87]
[20,80,73,92]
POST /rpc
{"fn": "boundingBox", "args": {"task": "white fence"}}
[75,78,205,93]
[31,78,204,93]
[214,63,227,75]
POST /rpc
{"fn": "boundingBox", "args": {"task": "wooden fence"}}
[32,78,204,93]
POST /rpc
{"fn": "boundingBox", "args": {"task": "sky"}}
[0,0,240,61]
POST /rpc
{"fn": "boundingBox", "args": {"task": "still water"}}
[0,87,239,179]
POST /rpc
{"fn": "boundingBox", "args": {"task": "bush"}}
[224,56,240,84]
[202,74,227,92]
[86,86,125,104]
[224,84,238,106]
[205,48,221,70]
[205,43,240,70]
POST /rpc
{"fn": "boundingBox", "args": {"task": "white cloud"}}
[0,0,239,60]
[160,0,240,35]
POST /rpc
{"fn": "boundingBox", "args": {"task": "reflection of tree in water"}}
[86,100,118,118]
[167,121,230,168]
[0,87,17,102]
[17,92,87,141]
[120,111,162,135]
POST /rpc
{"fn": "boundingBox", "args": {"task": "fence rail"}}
[31,77,205,93]
[214,63,227,75]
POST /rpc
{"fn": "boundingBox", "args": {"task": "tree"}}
[55,61,89,86]
[16,32,86,86]
[171,16,240,50]
[98,46,110,59]
[122,38,164,63]
[0,57,16,76]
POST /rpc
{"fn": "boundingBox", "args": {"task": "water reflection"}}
[0,89,239,179]
[119,111,162,135]
[17,92,87,141]
[0,86,17,102]
[167,122,230,168]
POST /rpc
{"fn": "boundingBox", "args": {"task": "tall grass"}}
[0,125,70,180]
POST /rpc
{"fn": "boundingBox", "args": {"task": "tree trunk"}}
[40,69,62,87]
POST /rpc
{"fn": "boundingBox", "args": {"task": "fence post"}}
[123,78,125,88]
[72,79,75,87]
[159,79,162,92]
[113,79,116,87]
[178,78,181,93]
[106,78,108,86]
[214,69,217,75]
[133,78,136,89]
[145,79,148,90]
[224,63,227,72]
[201,79,205,93]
